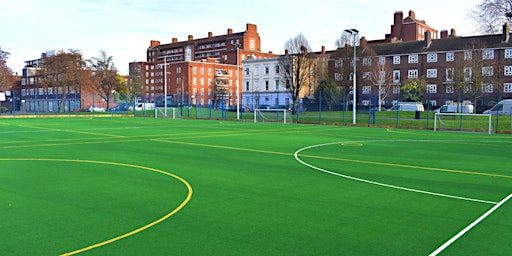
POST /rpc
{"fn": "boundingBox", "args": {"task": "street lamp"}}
[231,42,241,120]
[157,49,170,118]
[344,28,359,124]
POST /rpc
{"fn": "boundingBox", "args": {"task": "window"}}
[193,67,197,74]
[200,78,204,85]
[505,48,512,58]
[245,81,249,91]
[379,57,386,65]
[334,73,343,81]
[393,56,400,64]
[200,68,205,75]
[504,83,512,93]
[245,68,250,75]
[408,54,418,63]
[265,80,269,91]
[482,84,494,93]
[250,39,255,50]
[393,70,401,83]
[378,71,386,83]
[446,68,454,82]
[363,57,372,66]
[427,84,437,93]
[362,72,370,80]
[362,86,371,94]
[427,53,438,63]
[193,78,197,85]
[393,86,401,94]
[446,84,454,93]
[408,69,418,78]
[482,66,494,76]
[208,68,212,75]
[464,67,472,81]
[464,51,472,60]
[275,65,280,74]
[275,80,280,90]
[265,66,270,74]
[505,66,512,76]
[426,69,437,78]
[482,49,494,59]
[446,52,455,62]
[334,59,343,68]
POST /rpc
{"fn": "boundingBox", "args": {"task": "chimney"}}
[172,38,178,43]
[321,46,326,53]
[269,51,273,54]
[188,35,193,41]
[440,30,448,39]
[285,49,289,55]
[424,31,431,48]
[391,11,403,39]
[503,23,510,42]
[450,29,456,37]
[409,10,416,19]
[150,40,161,48]
[227,28,233,35]
[208,32,213,38]
[246,23,257,33]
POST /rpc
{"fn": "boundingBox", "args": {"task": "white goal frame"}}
[155,107,177,119]
[254,109,289,124]
[434,113,492,134]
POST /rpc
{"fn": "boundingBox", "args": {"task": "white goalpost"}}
[254,109,291,124]
[434,113,493,134]
[155,107,178,119]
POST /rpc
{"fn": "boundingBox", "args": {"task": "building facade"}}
[329,23,512,112]
[132,23,276,108]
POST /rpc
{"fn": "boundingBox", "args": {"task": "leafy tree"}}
[469,0,512,34]
[280,34,316,114]
[402,79,426,102]
[314,78,341,110]
[0,46,14,91]
[88,50,122,110]
[37,49,91,112]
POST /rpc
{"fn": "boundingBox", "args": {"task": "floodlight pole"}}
[345,28,359,124]
[231,42,241,120]
[158,48,169,118]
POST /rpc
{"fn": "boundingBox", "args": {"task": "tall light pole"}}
[345,28,359,124]
[231,42,241,120]
[158,49,169,118]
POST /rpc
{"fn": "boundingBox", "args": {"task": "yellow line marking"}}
[151,138,512,179]
[0,158,193,255]
[340,143,363,147]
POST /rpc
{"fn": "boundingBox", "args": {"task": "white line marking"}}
[294,141,498,205]
[428,193,512,256]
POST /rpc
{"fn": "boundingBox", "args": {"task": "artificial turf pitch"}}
[0,117,511,255]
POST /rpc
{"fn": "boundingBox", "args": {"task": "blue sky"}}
[1,0,482,74]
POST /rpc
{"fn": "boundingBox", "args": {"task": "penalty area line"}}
[428,193,512,256]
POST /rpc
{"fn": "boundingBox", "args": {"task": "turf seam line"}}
[428,193,512,256]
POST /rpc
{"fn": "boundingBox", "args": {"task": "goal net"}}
[434,113,492,134]
[254,109,291,124]
[155,107,179,119]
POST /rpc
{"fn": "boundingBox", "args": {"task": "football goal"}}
[434,113,492,134]
[254,109,291,124]
[155,107,179,119]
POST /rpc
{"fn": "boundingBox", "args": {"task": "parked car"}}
[86,105,105,112]
[110,103,132,112]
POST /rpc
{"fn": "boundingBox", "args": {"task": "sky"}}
[1,0,483,75]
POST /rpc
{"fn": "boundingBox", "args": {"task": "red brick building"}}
[131,23,276,108]
[372,10,440,44]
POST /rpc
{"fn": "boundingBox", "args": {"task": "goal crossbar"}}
[254,109,289,124]
[434,113,492,134]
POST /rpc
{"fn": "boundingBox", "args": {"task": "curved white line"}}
[294,141,498,205]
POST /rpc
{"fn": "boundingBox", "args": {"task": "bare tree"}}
[280,34,316,114]
[37,49,91,112]
[88,50,122,110]
[469,0,512,34]
[334,32,353,48]
[0,46,14,91]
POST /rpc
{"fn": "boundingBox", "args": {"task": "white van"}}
[483,99,512,115]
[387,102,424,112]
[435,104,474,113]
[135,102,155,111]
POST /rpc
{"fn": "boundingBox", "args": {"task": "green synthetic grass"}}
[0,117,511,255]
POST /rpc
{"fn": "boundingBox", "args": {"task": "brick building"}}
[131,23,276,108]
[329,23,512,112]
[371,10,440,44]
